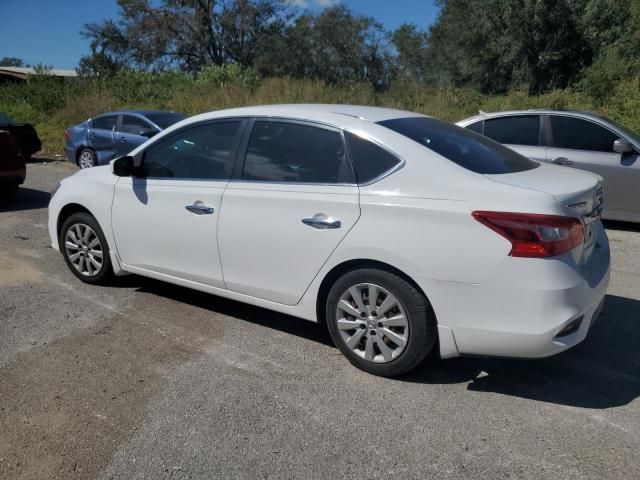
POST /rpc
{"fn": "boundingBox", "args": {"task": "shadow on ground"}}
[0,187,51,213]
[603,219,640,233]
[114,274,639,409]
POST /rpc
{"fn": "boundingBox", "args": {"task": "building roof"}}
[0,66,77,80]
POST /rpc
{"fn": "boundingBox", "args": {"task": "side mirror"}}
[613,138,634,154]
[112,155,134,176]
[139,128,157,138]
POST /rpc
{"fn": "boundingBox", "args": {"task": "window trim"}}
[232,117,358,186]
[137,118,248,182]
[543,113,622,153]
[482,114,543,148]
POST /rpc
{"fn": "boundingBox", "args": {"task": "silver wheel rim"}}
[64,223,104,277]
[79,151,94,168]
[336,283,409,364]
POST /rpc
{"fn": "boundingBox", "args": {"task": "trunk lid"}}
[485,163,603,263]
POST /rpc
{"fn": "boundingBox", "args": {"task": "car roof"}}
[457,109,608,126]
[187,104,426,124]
[95,109,182,117]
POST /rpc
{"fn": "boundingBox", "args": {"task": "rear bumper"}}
[426,223,611,359]
[0,169,26,184]
[64,146,76,164]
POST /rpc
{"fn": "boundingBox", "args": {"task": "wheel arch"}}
[56,203,95,242]
[315,259,436,326]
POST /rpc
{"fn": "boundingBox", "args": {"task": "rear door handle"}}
[552,157,573,166]
[185,204,215,215]
[302,213,341,229]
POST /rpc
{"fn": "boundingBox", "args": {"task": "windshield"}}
[378,117,539,174]
[146,112,187,129]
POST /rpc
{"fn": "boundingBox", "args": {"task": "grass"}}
[2,68,639,158]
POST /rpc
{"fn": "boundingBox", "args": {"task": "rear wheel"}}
[78,148,96,169]
[326,268,436,377]
[60,212,112,284]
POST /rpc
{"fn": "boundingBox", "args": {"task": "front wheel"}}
[326,268,437,377]
[60,212,112,284]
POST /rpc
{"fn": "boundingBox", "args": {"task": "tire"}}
[326,268,436,377]
[78,148,97,169]
[60,212,112,284]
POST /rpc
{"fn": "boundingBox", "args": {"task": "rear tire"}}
[60,212,112,284]
[326,268,436,377]
[78,148,96,169]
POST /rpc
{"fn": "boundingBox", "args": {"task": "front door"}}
[111,120,246,288]
[116,114,156,156]
[545,114,640,219]
[218,120,360,305]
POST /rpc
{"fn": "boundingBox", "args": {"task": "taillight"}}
[64,129,71,140]
[472,211,584,258]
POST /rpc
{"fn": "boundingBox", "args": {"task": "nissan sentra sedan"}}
[49,105,610,377]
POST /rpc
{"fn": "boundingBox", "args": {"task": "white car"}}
[49,105,610,377]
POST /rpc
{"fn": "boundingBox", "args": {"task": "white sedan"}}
[48,105,610,377]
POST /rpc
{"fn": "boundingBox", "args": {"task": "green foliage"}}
[195,65,261,90]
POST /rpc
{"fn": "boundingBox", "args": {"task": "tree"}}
[0,57,25,67]
[80,0,292,73]
[391,24,429,82]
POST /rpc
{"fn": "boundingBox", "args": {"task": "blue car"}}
[64,110,187,168]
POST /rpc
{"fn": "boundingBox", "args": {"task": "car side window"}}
[92,115,117,131]
[121,115,152,135]
[549,116,618,152]
[344,131,402,184]
[140,121,243,180]
[465,121,483,134]
[242,121,352,184]
[484,116,540,146]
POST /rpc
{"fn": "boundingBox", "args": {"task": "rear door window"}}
[378,117,539,174]
[549,116,618,152]
[242,121,352,184]
[344,131,402,183]
[92,115,118,131]
[465,121,483,134]
[483,115,541,146]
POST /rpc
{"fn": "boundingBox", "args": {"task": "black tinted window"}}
[92,115,117,130]
[345,131,401,183]
[466,121,483,134]
[550,116,618,152]
[484,116,540,146]
[379,117,539,174]
[242,121,351,184]
[147,112,187,129]
[141,122,242,179]
[121,115,152,135]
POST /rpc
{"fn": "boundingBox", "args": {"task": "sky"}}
[0,0,440,70]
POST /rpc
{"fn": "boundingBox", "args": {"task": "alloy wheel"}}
[79,151,95,169]
[335,283,409,363]
[64,223,104,277]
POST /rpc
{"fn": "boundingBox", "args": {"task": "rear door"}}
[482,115,546,162]
[116,114,157,156]
[544,114,638,218]
[88,115,118,161]
[218,119,360,305]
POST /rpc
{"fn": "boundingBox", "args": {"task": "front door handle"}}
[119,136,127,143]
[185,203,215,215]
[552,157,573,166]
[302,213,341,229]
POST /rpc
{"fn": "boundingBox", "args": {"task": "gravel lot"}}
[1,161,639,480]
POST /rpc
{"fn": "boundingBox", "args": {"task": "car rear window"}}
[378,117,539,174]
[146,112,187,129]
